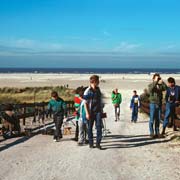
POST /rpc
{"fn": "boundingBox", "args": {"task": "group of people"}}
[111,89,140,123]
[148,73,180,138]
[1,73,179,144]
[111,73,180,139]
[48,75,104,149]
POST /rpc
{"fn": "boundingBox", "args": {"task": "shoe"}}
[96,144,102,150]
[56,137,60,142]
[150,134,155,139]
[78,142,83,146]
[85,140,89,144]
[161,128,166,135]
[89,144,94,148]
[72,138,78,141]
[115,119,117,122]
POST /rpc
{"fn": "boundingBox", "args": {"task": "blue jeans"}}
[149,103,161,135]
[88,112,102,145]
[132,105,138,122]
[163,102,176,128]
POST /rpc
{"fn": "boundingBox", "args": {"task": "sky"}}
[0,0,180,68]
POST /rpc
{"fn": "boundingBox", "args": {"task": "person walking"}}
[130,90,141,123]
[47,91,67,142]
[111,88,122,121]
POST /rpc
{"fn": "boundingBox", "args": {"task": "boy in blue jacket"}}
[162,77,180,135]
[130,90,141,123]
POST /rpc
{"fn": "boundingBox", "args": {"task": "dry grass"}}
[0,86,74,103]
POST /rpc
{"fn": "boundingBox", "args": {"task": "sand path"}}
[0,93,180,180]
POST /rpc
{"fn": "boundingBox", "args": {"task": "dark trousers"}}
[163,102,176,128]
[75,121,79,140]
[88,112,102,145]
[53,114,63,139]
[132,105,138,122]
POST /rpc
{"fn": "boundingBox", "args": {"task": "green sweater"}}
[148,81,167,104]
[47,97,67,115]
[111,92,122,105]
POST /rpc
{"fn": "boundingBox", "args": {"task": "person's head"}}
[133,90,137,96]
[79,86,88,98]
[114,88,118,94]
[90,75,99,89]
[51,91,58,100]
[152,73,161,82]
[4,104,14,116]
[167,77,176,87]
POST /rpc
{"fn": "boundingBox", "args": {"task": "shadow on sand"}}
[101,134,172,150]
[0,136,31,152]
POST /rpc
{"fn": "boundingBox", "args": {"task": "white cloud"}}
[113,41,142,52]
[0,38,63,51]
[103,30,111,36]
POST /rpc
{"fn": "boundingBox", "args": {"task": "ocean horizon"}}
[0,67,179,74]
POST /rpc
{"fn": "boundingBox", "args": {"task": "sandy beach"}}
[0,73,180,180]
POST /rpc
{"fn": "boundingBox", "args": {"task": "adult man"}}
[162,77,180,135]
[111,88,122,121]
[148,73,167,138]
[84,75,103,149]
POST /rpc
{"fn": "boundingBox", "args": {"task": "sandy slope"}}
[0,74,180,180]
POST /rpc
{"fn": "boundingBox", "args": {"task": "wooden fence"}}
[141,102,180,130]
[0,101,74,136]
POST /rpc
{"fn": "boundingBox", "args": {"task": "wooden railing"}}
[0,101,74,135]
[141,102,180,130]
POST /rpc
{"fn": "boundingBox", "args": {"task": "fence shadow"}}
[0,136,31,152]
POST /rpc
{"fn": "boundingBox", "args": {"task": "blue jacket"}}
[165,85,180,104]
[130,95,141,108]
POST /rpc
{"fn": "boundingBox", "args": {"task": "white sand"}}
[0,73,180,180]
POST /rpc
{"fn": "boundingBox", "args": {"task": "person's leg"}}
[117,105,120,120]
[95,112,102,148]
[162,103,171,134]
[131,107,134,122]
[149,103,155,136]
[56,115,63,140]
[134,106,138,122]
[78,120,84,144]
[53,115,58,140]
[155,106,160,135]
[114,106,118,121]
[75,120,79,141]
[88,117,94,147]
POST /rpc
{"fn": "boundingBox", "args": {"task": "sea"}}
[0,68,179,74]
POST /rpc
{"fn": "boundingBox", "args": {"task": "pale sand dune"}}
[0,73,180,180]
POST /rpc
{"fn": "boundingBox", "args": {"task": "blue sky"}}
[0,0,180,68]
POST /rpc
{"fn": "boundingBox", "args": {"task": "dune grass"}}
[0,86,74,104]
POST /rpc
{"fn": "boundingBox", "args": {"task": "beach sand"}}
[0,73,180,180]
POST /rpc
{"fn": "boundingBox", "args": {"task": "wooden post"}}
[23,103,26,125]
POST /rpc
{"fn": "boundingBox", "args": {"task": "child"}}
[78,87,88,146]
[130,90,140,123]
[84,75,103,149]
[47,91,67,142]
[73,86,83,141]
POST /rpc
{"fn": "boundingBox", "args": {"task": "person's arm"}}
[62,100,67,117]
[83,87,91,120]
[119,93,122,104]
[138,96,141,108]
[130,97,133,109]
[148,82,158,93]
